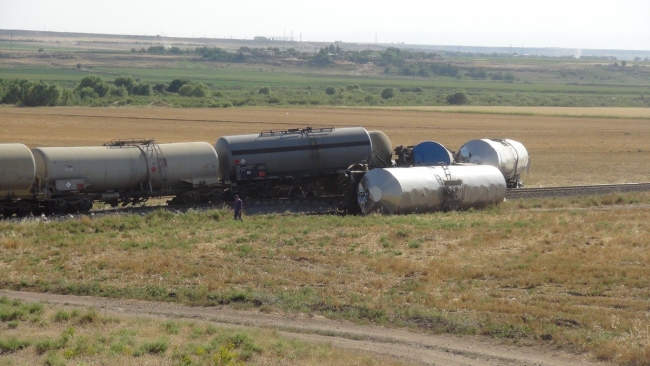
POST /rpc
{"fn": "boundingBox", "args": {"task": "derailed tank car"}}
[216,127,391,198]
[357,165,506,215]
[0,143,37,217]
[455,139,529,188]
[394,141,454,167]
[31,139,220,214]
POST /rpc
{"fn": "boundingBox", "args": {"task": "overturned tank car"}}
[455,139,529,188]
[357,165,506,215]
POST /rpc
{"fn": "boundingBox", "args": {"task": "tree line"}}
[0,76,218,107]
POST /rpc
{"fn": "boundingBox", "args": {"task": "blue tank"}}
[411,141,454,166]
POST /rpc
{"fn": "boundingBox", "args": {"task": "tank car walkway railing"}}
[103,138,156,147]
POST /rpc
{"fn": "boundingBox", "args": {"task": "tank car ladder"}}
[305,127,321,168]
[149,141,169,191]
[440,163,463,209]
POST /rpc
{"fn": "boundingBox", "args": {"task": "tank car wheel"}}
[108,200,119,208]
[246,189,261,199]
[207,191,223,204]
[16,201,34,217]
[1,208,15,218]
[288,187,303,198]
[77,198,93,213]
[32,205,46,216]
[257,181,274,199]
[237,187,249,199]
[47,199,68,215]
[182,192,201,204]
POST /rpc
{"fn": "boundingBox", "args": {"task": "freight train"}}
[0,126,529,217]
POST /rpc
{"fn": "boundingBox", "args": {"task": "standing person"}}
[233,195,243,221]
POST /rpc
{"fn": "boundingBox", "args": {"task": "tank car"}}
[455,139,529,188]
[0,143,37,217]
[31,139,220,214]
[215,127,392,198]
[357,165,506,215]
[394,141,454,167]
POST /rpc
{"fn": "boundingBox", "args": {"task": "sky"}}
[1,0,649,50]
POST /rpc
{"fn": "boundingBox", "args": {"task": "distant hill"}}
[1,29,649,60]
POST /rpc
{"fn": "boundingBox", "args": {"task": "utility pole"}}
[10,32,12,50]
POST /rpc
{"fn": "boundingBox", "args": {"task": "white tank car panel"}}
[157,142,220,187]
[358,165,506,215]
[0,143,36,197]
[216,127,373,182]
[456,139,529,181]
[32,142,219,193]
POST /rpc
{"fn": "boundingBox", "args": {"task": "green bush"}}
[446,91,468,105]
[325,86,336,95]
[167,78,191,93]
[78,87,98,99]
[0,337,30,354]
[136,338,168,356]
[76,76,109,97]
[381,88,395,99]
[191,83,209,97]
[178,84,195,97]
[258,86,270,95]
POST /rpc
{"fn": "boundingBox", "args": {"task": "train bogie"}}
[357,165,506,215]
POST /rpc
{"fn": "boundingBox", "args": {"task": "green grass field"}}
[2,36,650,108]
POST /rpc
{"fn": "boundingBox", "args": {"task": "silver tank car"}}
[455,139,530,188]
[32,141,219,194]
[358,165,506,215]
[0,143,36,197]
[215,127,375,183]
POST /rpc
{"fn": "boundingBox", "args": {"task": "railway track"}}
[506,183,650,200]
[6,183,650,221]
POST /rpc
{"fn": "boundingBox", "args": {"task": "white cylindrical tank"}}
[0,143,36,196]
[155,142,220,188]
[358,165,506,215]
[32,142,219,193]
[455,139,529,187]
[33,146,149,192]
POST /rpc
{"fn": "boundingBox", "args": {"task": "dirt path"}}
[1,290,603,366]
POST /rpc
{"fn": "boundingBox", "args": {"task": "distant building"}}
[254,36,268,41]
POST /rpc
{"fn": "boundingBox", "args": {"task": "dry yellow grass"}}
[2,193,650,364]
[1,106,649,186]
[374,106,650,118]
